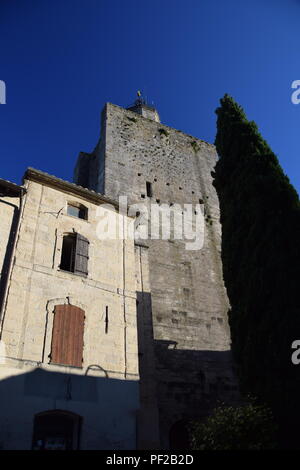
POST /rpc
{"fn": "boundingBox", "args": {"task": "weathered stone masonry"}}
[0,100,239,450]
[0,169,140,450]
[75,102,239,448]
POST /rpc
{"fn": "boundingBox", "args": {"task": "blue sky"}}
[0,0,299,194]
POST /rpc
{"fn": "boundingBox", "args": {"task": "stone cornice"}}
[23,167,120,209]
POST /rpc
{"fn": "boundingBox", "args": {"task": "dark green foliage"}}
[213,94,300,447]
[190,400,277,450]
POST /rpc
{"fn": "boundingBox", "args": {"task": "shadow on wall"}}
[0,366,139,450]
[0,198,20,314]
[154,340,240,449]
[136,291,240,450]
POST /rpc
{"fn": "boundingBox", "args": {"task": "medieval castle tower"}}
[74,99,239,448]
[0,98,238,450]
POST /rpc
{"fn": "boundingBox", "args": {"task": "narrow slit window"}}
[105,306,108,334]
[146,182,153,198]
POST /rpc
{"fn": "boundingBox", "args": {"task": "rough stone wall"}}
[0,178,139,449]
[127,104,160,123]
[74,110,106,193]
[87,103,239,448]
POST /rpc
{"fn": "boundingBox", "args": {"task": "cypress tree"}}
[213,94,300,447]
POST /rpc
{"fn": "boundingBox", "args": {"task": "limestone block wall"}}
[90,103,239,447]
[0,177,140,449]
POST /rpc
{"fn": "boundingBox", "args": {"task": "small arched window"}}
[60,233,89,276]
[67,202,88,220]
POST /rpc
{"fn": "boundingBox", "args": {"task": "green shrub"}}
[190,400,277,450]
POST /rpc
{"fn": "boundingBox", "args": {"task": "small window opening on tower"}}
[141,194,145,199]
[146,182,153,198]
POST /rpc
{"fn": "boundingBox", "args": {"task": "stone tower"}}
[74,100,239,448]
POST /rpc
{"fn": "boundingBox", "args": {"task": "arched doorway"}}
[169,419,190,450]
[32,410,81,450]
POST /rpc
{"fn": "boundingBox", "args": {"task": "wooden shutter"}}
[74,233,89,276]
[50,304,85,367]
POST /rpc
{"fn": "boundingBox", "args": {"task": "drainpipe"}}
[0,184,27,338]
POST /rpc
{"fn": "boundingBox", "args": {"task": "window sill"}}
[64,213,89,223]
[49,362,83,370]
[58,269,88,279]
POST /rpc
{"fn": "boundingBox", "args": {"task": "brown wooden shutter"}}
[74,233,89,276]
[50,304,85,367]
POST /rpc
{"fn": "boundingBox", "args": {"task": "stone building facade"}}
[0,169,140,450]
[0,99,238,450]
[75,101,239,449]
